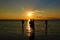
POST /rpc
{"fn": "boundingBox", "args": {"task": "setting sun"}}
[28,12,32,17]
[27,11,34,17]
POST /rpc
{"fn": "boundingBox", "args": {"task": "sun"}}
[27,12,32,17]
[28,11,34,17]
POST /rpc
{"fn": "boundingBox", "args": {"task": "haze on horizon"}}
[0,0,60,20]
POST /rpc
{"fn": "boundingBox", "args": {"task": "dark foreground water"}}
[0,20,60,40]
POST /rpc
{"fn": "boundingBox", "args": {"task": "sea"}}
[0,20,60,40]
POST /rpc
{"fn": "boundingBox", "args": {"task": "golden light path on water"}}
[25,19,33,37]
[27,19,32,32]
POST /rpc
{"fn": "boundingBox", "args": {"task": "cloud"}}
[33,10,45,13]
[34,10,41,12]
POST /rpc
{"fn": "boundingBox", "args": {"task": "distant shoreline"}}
[0,19,60,21]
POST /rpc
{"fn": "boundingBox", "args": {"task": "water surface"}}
[0,20,60,40]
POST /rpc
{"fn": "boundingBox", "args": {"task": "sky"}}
[0,0,60,19]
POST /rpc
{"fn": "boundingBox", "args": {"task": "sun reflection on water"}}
[25,19,32,37]
[26,19,32,32]
[24,19,35,40]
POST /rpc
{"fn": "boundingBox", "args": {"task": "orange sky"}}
[0,9,60,20]
[0,0,60,20]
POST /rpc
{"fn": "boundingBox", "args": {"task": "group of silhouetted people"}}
[22,19,35,40]
[22,19,48,40]
[22,19,35,31]
[22,19,47,32]
[29,19,34,30]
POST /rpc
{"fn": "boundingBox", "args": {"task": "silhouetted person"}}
[22,20,24,31]
[22,20,24,40]
[45,20,48,40]
[29,19,34,30]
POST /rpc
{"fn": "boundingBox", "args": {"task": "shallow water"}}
[0,20,60,40]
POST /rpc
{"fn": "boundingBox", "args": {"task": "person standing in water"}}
[22,20,24,31]
[29,19,34,31]
[29,19,35,40]
[45,20,48,40]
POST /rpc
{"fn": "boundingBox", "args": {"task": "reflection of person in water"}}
[29,32,35,40]
[29,19,34,30]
